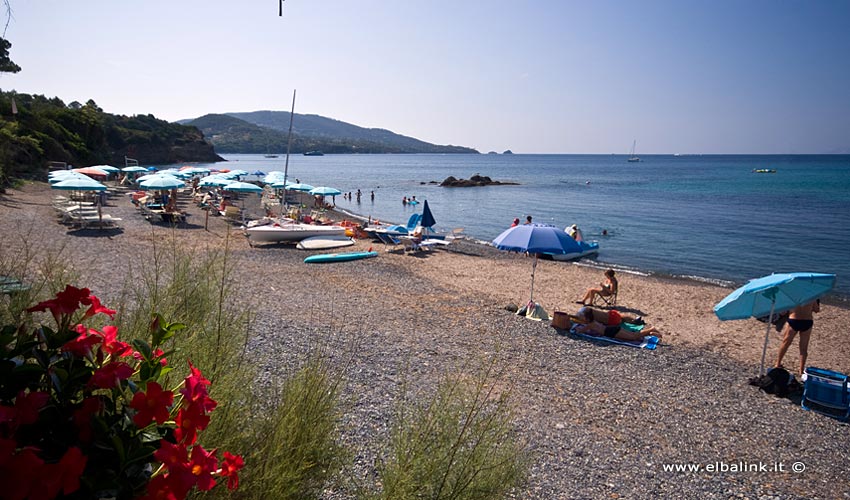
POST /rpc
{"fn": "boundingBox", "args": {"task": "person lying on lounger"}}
[573,307,663,341]
[576,306,643,326]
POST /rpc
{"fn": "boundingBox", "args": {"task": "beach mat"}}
[569,324,660,350]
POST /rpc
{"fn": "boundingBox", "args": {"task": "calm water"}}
[188,154,850,299]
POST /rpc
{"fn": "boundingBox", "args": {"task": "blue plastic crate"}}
[802,367,850,422]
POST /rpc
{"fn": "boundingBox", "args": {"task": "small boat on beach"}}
[244,220,346,243]
[296,234,355,250]
[304,251,378,264]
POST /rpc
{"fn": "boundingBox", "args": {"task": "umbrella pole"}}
[759,301,776,376]
[529,254,538,304]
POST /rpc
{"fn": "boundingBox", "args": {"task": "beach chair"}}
[801,367,850,422]
[592,286,618,308]
[401,237,421,254]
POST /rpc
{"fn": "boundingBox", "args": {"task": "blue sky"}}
[2,0,849,154]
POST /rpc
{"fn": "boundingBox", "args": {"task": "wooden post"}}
[205,207,209,230]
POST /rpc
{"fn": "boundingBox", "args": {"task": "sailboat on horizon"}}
[627,140,641,162]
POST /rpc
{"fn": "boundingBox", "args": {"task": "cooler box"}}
[801,367,850,422]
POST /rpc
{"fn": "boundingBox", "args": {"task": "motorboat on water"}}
[244,218,346,243]
[545,240,600,261]
[752,168,777,173]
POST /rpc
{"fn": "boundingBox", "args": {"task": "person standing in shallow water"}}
[775,300,820,375]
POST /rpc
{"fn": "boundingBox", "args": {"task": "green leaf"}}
[124,445,157,467]
[139,429,163,443]
[132,339,152,361]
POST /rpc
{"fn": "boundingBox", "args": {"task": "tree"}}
[0,36,19,73]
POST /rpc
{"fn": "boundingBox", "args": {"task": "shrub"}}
[0,285,244,499]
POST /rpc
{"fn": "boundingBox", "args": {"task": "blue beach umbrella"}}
[714,272,836,375]
[421,200,436,229]
[492,223,582,303]
[198,176,234,187]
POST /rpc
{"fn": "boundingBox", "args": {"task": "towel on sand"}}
[569,322,660,350]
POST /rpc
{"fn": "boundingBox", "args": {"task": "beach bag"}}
[525,302,549,321]
[551,311,570,330]
[750,367,797,397]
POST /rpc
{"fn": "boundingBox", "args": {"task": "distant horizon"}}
[5,1,849,154]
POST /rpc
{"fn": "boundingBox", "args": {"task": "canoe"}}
[297,234,356,250]
[304,251,378,264]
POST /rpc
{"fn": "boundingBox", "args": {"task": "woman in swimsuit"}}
[774,300,820,374]
[573,308,662,341]
[577,269,618,306]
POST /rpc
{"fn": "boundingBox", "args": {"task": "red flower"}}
[181,361,216,413]
[82,294,116,319]
[61,330,103,358]
[133,347,168,366]
[55,446,87,495]
[189,445,218,491]
[139,474,184,500]
[154,440,188,470]
[26,285,91,322]
[13,390,50,426]
[130,382,174,428]
[88,361,134,389]
[0,447,44,500]
[174,403,210,445]
[220,451,244,490]
[95,325,132,357]
[73,397,102,443]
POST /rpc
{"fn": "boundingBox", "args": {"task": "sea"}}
[184,153,850,301]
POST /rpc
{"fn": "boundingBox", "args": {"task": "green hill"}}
[184,111,478,154]
[0,90,222,183]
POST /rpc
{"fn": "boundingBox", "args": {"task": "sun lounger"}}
[0,276,30,295]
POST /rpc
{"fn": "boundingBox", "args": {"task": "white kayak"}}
[296,234,356,250]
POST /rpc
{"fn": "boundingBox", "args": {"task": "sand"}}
[2,181,848,499]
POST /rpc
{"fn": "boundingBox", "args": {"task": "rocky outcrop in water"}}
[439,174,518,187]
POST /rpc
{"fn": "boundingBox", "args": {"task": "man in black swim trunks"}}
[775,300,820,375]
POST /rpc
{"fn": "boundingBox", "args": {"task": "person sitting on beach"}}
[574,307,662,340]
[577,269,618,305]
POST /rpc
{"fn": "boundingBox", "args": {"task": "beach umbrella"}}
[228,169,249,177]
[146,167,158,172]
[90,164,120,173]
[140,176,185,190]
[713,272,836,375]
[421,200,436,229]
[198,176,234,187]
[73,167,109,177]
[492,223,582,303]
[269,180,294,189]
[51,177,108,191]
[308,186,342,196]
[252,170,265,176]
[122,166,147,173]
[222,181,263,193]
[288,183,314,192]
[136,173,180,184]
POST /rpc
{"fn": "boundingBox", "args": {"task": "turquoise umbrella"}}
[222,181,263,193]
[51,177,107,191]
[714,272,836,374]
[288,183,314,192]
[140,176,185,190]
[308,186,342,196]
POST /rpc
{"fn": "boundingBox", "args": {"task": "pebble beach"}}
[2,181,849,499]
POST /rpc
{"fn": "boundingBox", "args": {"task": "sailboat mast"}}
[282,89,297,207]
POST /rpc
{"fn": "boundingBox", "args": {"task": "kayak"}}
[304,251,378,264]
